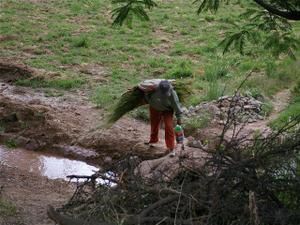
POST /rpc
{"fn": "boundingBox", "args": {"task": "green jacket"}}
[145,88,183,119]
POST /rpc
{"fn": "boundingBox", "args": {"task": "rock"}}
[25,139,40,150]
[103,156,112,164]
[15,136,30,146]
[218,96,230,101]
[28,99,42,105]
[218,120,226,125]
[195,105,201,111]
[191,112,197,117]
[244,105,257,110]
[182,107,188,114]
[257,115,264,120]
[188,139,204,149]
[248,118,257,123]
[188,106,195,112]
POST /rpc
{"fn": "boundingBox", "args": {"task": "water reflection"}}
[0,146,99,180]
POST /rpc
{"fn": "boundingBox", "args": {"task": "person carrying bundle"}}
[139,79,183,156]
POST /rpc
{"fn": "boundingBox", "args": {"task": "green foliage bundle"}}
[106,87,145,125]
[106,80,192,125]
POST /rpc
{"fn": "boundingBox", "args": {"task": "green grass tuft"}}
[204,62,229,82]
[270,82,300,129]
[260,101,274,117]
[72,36,89,48]
[0,199,17,217]
[167,60,193,79]
[4,139,17,148]
[184,113,212,136]
[204,80,224,101]
[15,77,85,90]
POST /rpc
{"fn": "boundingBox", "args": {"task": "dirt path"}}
[269,89,291,120]
[0,164,75,225]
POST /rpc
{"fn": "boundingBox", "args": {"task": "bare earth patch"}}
[0,164,75,225]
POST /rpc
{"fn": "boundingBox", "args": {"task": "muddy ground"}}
[0,61,168,161]
[0,164,75,225]
[0,61,179,225]
[0,60,291,225]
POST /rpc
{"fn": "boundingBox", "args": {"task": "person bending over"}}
[144,80,183,155]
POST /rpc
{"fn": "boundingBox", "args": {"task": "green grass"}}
[166,60,193,79]
[4,139,17,148]
[260,101,274,117]
[15,77,85,89]
[270,81,300,129]
[0,0,299,111]
[0,199,17,217]
[184,113,212,136]
[92,84,124,108]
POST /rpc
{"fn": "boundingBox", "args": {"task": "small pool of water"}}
[0,146,99,180]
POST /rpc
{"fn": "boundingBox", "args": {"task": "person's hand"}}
[177,119,182,125]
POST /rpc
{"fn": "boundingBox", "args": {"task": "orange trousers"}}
[149,106,175,149]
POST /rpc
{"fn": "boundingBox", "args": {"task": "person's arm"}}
[170,90,183,125]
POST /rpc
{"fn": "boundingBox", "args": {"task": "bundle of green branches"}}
[106,79,192,126]
[106,87,145,125]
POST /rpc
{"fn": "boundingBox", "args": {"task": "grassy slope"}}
[0,0,299,113]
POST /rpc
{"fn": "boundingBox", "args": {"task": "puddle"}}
[0,146,99,180]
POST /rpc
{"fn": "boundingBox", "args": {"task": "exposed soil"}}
[0,164,75,225]
[0,60,292,225]
[0,80,167,160]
